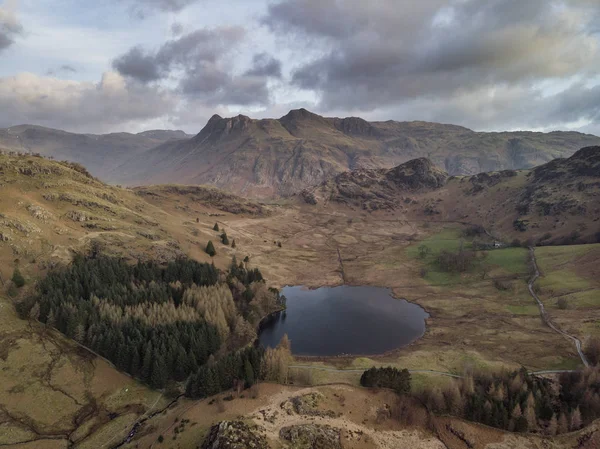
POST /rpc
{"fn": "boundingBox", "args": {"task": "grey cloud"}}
[0,72,176,133]
[113,46,162,83]
[46,65,77,77]
[113,27,273,106]
[267,0,600,121]
[113,28,244,83]
[171,22,184,36]
[125,0,199,18]
[367,83,600,134]
[0,1,23,52]
[244,53,282,78]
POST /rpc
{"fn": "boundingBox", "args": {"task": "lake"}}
[258,285,429,356]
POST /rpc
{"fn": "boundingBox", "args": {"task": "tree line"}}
[17,253,284,395]
[360,367,411,394]
[418,367,600,435]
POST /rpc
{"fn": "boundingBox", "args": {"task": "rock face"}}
[309,157,448,211]
[385,158,448,189]
[201,421,269,449]
[281,393,340,418]
[279,424,342,449]
[3,112,599,198]
[114,112,600,198]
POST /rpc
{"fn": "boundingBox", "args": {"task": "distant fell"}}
[112,109,600,197]
[3,110,600,198]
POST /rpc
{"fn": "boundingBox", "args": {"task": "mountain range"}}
[2,109,599,197]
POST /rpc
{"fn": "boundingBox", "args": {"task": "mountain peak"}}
[280,108,322,122]
[195,113,254,142]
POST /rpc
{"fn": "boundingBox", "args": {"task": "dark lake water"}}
[258,285,429,357]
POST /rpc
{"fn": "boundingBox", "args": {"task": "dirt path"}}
[527,247,589,367]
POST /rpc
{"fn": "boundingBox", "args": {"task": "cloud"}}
[113,27,274,106]
[244,53,282,78]
[124,0,199,18]
[113,27,245,83]
[171,22,184,36]
[0,72,176,133]
[265,0,600,130]
[113,46,162,83]
[0,0,23,52]
[364,82,600,133]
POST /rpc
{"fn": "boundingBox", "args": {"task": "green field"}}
[406,228,529,286]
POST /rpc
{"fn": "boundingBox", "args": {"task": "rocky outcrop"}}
[310,157,448,210]
[201,421,268,449]
[105,110,600,198]
[279,424,342,449]
[533,146,600,182]
[385,158,448,190]
[280,393,340,418]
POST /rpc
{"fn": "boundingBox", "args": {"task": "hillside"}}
[2,152,600,448]
[306,146,600,244]
[0,124,191,181]
[3,111,598,199]
[111,109,600,197]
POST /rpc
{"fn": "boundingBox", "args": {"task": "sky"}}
[0,0,599,135]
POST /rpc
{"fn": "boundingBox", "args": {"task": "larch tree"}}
[570,407,582,431]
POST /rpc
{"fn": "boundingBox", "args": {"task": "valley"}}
[3,110,600,198]
[1,146,599,448]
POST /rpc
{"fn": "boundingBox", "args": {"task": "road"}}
[289,365,576,378]
[527,247,589,367]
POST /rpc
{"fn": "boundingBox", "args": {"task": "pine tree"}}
[231,239,236,248]
[213,223,220,231]
[524,404,537,431]
[151,358,168,389]
[141,343,153,381]
[221,232,229,245]
[206,241,216,257]
[12,268,25,288]
[244,359,255,387]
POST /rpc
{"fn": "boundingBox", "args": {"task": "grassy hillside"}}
[2,152,600,448]
[307,146,600,244]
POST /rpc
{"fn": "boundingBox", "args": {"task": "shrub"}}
[494,279,512,291]
[463,225,485,238]
[205,241,216,257]
[158,435,164,443]
[11,268,25,288]
[417,244,431,259]
[511,238,522,248]
[231,239,236,248]
[584,337,600,366]
[513,219,529,232]
[436,249,477,273]
[7,284,18,297]
[557,297,568,310]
